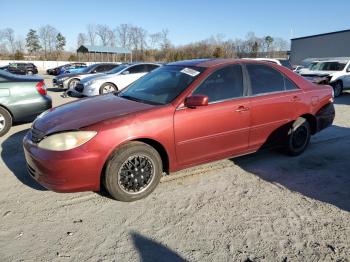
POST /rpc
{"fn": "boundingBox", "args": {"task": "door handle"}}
[291,95,301,102]
[235,106,250,112]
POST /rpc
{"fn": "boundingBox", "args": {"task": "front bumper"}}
[315,103,335,132]
[23,131,103,192]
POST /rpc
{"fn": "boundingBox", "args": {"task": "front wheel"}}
[68,78,80,89]
[284,117,311,156]
[0,107,13,137]
[332,81,343,97]
[99,83,118,94]
[103,142,163,202]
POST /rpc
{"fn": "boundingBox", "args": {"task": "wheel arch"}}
[299,113,317,135]
[0,104,14,119]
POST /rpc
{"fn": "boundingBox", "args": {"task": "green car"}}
[0,70,52,137]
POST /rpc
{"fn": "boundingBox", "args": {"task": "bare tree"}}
[15,39,25,53]
[149,32,162,50]
[116,24,131,48]
[107,30,116,47]
[39,25,58,59]
[2,28,16,54]
[87,24,97,45]
[160,29,171,50]
[77,33,87,47]
[96,24,111,46]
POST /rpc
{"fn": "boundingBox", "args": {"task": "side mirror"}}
[184,95,209,108]
[122,70,130,75]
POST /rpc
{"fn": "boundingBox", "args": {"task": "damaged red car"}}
[23,59,335,201]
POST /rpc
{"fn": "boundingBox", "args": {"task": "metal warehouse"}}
[290,29,350,65]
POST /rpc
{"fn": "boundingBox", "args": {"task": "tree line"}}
[0,24,289,62]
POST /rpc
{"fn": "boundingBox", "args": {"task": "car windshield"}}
[119,65,205,105]
[82,64,97,73]
[311,62,346,71]
[107,64,129,74]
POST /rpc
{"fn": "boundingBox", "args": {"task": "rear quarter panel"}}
[1,81,49,120]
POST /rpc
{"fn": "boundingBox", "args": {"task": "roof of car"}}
[168,58,276,68]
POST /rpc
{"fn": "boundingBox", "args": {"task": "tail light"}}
[36,81,47,96]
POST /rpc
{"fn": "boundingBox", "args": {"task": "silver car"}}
[71,63,161,97]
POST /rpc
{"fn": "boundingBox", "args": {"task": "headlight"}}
[38,131,97,151]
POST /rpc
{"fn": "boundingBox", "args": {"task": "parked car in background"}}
[23,59,334,201]
[247,58,293,70]
[299,60,350,96]
[53,63,120,90]
[73,63,161,96]
[58,63,87,75]
[0,70,52,136]
[293,65,304,74]
[3,63,38,75]
[47,63,86,76]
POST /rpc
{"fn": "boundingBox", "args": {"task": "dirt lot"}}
[0,76,349,262]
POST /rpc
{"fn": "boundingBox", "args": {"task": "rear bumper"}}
[315,103,335,132]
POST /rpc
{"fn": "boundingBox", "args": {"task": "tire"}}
[333,81,343,97]
[68,78,80,89]
[99,83,118,95]
[284,117,311,156]
[0,107,13,137]
[27,70,33,75]
[103,141,163,202]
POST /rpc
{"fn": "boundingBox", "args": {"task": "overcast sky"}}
[1,0,349,50]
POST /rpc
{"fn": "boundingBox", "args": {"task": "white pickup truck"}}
[299,60,350,97]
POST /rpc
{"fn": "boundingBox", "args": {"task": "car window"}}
[95,65,107,72]
[284,77,298,90]
[192,65,244,103]
[128,65,147,74]
[145,64,160,72]
[247,64,285,95]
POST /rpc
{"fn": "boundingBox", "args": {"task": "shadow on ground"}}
[232,125,350,212]
[1,129,46,191]
[131,232,187,262]
[47,87,64,92]
[334,91,350,105]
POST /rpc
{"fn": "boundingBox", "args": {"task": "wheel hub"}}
[0,114,5,132]
[292,126,307,148]
[118,155,154,194]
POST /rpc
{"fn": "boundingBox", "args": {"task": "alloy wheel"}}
[117,155,155,194]
[334,82,342,97]
[292,125,308,149]
[102,84,116,93]
[0,114,5,132]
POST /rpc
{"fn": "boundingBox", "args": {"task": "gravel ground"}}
[0,75,349,262]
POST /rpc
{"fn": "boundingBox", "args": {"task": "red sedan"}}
[23,59,335,201]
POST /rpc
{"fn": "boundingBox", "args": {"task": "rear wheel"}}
[99,83,118,94]
[68,78,80,89]
[0,107,12,137]
[27,70,33,75]
[285,117,311,156]
[103,142,163,201]
[333,81,343,97]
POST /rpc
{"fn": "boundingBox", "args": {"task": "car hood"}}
[79,73,104,80]
[33,94,155,135]
[56,72,89,79]
[80,73,109,84]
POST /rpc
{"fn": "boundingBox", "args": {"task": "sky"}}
[1,0,349,51]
